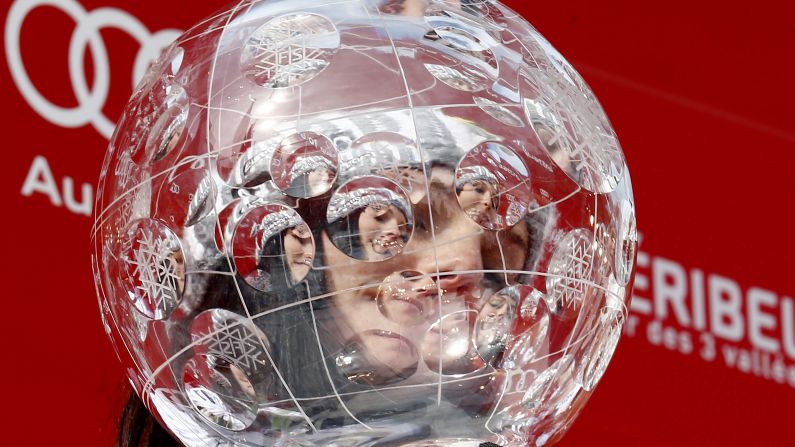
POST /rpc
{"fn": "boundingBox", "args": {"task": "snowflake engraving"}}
[521,33,625,193]
[546,229,595,312]
[593,222,615,279]
[128,226,181,316]
[206,322,265,373]
[241,14,339,88]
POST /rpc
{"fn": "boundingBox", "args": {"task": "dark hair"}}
[118,393,180,447]
[256,228,295,291]
[118,244,338,446]
[326,207,365,260]
[117,168,552,445]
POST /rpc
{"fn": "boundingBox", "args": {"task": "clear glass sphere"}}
[92,1,637,446]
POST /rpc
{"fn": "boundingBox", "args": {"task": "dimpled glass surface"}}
[91,1,637,446]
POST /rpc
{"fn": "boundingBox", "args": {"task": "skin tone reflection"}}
[421,308,485,375]
[228,363,257,401]
[307,168,333,194]
[536,124,577,180]
[287,167,335,198]
[474,290,517,362]
[457,178,499,228]
[358,203,408,261]
[170,249,185,302]
[377,270,437,327]
[138,244,184,317]
[381,0,429,16]
[250,222,314,290]
[282,224,314,284]
[323,167,531,390]
[383,0,480,17]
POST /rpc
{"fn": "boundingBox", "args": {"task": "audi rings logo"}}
[5,0,182,139]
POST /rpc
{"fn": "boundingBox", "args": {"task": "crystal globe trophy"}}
[91,1,637,445]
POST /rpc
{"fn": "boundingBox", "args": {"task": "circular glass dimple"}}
[523,100,581,189]
[155,169,217,228]
[214,199,242,254]
[424,8,493,52]
[232,204,314,291]
[502,287,551,370]
[421,9,498,93]
[182,354,258,431]
[521,354,570,410]
[593,221,616,282]
[519,287,546,321]
[146,104,188,164]
[474,95,525,127]
[270,131,338,198]
[455,142,531,230]
[505,313,550,372]
[377,270,438,327]
[577,306,624,392]
[130,84,189,166]
[521,70,625,193]
[240,13,340,88]
[342,132,423,201]
[545,228,596,316]
[227,139,273,188]
[327,176,413,261]
[422,310,485,375]
[168,47,185,76]
[474,285,519,364]
[429,25,487,52]
[120,219,185,320]
[401,438,484,447]
[424,63,491,92]
[335,330,419,386]
[615,200,637,286]
[190,308,272,377]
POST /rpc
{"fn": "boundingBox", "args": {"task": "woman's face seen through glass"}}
[97,0,638,442]
[283,224,314,284]
[321,167,531,390]
[457,179,499,228]
[358,203,408,261]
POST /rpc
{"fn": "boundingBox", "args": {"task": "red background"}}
[3,0,794,445]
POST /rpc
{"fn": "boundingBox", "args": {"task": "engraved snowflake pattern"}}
[546,229,595,312]
[593,222,615,279]
[206,321,265,373]
[112,155,139,230]
[241,14,339,88]
[525,70,624,193]
[128,227,180,316]
[520,31,625,193]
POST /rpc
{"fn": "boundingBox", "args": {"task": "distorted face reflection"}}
[421,309,485,375]
[170,250,186,311]
[536,124,577,179]
[287,167,334,198]
[380,0,429,16]
[377,270,437,327]
[474,291,516,362]
[337,330,420,386]
[282,224,314,284]
[457,178,499,228]
[228,363,258,400]
[323,167,531,386]
[358,203,408,261]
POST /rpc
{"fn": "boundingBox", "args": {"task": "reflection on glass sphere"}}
[92,1,636,446]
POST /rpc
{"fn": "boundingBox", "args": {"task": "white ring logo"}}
[5,0,182,139]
